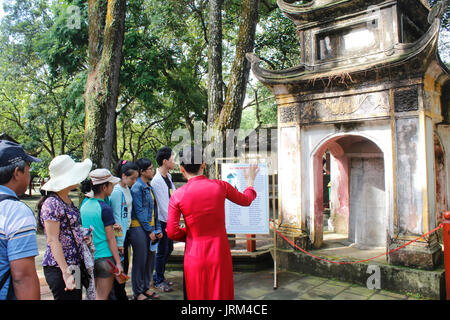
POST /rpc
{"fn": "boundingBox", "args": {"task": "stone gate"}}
[248,0,450,269]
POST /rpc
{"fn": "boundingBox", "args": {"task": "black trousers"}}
[43,266,82,300]
[109,231,131,300]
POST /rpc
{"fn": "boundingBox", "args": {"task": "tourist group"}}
[0,141,259,300]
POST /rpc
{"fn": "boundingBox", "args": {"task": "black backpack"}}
[0,194,19,299]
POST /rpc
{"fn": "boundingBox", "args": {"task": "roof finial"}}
[428,0,449,24]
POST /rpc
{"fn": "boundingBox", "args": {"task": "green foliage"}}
[3,0,446,168]
[115,0,208,160]
[37,0,89,78]
[29,153,52,179]
[240,84,277,130]
[0,0,297,162]
[0,0,85,162]
[255,8,301,70]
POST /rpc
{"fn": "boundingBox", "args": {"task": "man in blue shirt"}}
[0,140,41,300]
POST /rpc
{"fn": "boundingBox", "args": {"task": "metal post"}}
[443,212,450,300]
[246,234,256,252]
[273,173,278,290]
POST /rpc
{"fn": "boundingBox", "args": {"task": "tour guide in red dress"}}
[166,146,259,300]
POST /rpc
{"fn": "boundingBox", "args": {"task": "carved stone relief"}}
[394,87,419,112]
[299,91,390,124]
[280,105,300,123]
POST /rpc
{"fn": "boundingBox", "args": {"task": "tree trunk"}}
[218,0,260,133]
[84,0,126,169]
[205,0,260,178]
[207,0,223,127]
[205,0,224,178]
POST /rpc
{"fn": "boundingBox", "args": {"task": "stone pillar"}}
[329,153,350,235]
[276,96,308,250]
[437,125,450,216]
[388,84,442,270]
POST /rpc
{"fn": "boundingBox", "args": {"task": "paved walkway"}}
[23,192,429,301]
[37,268,422,301]
[35,236,420,301]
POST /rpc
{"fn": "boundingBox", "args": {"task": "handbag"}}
[60,199,91,289]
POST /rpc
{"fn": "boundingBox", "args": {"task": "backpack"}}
[0,194,19,299]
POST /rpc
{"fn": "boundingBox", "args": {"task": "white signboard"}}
[222,163,269,234]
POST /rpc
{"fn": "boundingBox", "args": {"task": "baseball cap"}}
[0,140,42,168]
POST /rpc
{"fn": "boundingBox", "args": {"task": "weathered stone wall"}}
[300,120,392,247]
[437,125,450,213]
[394,117,423,235]
[277,125,302,230]
[348,157,386,248]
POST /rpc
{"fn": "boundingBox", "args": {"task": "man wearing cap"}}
[0,140,41,300]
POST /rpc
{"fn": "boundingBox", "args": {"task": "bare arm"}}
[105,225,123,274]
[224,163,259,206]
[10,257,40,300]
[244,163,260,187]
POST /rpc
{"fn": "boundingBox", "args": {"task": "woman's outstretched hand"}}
[244,163,260,187]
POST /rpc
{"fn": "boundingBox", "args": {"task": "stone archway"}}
[311,134,386,249]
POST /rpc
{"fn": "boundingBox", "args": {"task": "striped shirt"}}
[0,185,39,300]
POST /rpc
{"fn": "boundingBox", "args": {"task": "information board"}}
[222,163,269,234]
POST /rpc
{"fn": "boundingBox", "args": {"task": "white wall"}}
[299,120,393,242]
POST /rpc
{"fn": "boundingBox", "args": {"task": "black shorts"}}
[94,257,115,278]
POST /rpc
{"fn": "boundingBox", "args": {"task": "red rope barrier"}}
[269,219,443,265]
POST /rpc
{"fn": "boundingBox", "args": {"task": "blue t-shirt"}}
[110,184,132,248]
[0,186,39,300]
[80,198,115,259]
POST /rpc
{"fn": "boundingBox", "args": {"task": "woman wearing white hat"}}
[37,155,92,300]
[80,168,123,300]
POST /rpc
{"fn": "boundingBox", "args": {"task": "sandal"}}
[134,294,151,301]
[143,290,160,299]
[163,279,174,286]
[155,281,173,292]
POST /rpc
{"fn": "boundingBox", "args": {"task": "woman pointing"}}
[167,146,259,300]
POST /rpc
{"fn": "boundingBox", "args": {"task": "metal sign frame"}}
[215,156,278,289]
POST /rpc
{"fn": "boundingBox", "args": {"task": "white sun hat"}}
[89,168,121,186]
[41,155,93,192]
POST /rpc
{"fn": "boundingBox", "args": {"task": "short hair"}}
[114,160,139,177]
[0,160,27,185]
[179,146,202,174]
[156,147,172,167]
[136,158,153,177]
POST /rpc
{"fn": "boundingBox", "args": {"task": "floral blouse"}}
[40,196,84,267]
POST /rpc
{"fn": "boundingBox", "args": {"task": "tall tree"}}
[0,0,86,160]
[218,0,260,132]
[206,0,261,178]
[84,0,127,169]
[207,0,223,127]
